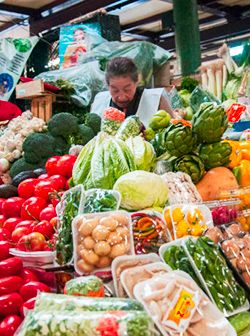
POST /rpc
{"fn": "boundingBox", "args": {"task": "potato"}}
[77,259,94,273]
[108,232,123,245]
[94,241,111,256]
[77,244,85,255]
[79,218,99,236]
[116,226,129,239]
[80,249,99,265]
[109,243,127,259]
[221,240,240,259]
[96,256,111,268]
[92,225,110,241]
[83,236,95,250]
[110,213,129,226]
[100,217,119,231]
[75,215,86,229]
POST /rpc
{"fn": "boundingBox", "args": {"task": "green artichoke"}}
[173,154,205,184]
[199,141,232,170]
[192,103,228,143]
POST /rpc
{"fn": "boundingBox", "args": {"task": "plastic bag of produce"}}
[113,170,168,211]
[64,276,104,297]
[229,312,250,336]
[55,185,85,266]
[101,107,125,135]
[116,116,144,141]
[35,292,144,312]
[190,86,219,112]
[125,136,155,171]
[84,189,121,213]
[18,310,155,336]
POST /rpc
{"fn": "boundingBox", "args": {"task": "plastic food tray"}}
[84,189,121,212]
[72,210,135,276]
[10,248,55,266]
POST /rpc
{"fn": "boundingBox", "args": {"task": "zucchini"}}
[12,171,37,187]
[0,184,18,198]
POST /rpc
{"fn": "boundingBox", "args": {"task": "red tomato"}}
[15,220,37,230]
[50,217,58,230]
[21,268,38,284]
[45,156,60,176]
[20,297,36,317]
[65,178,72,190]
[39,206,56,222]
[0,198,5,214]
[18,178,38,199]
[0,314,22,336]
[0,228,11,241]
[0,257,23,278]
[43,235,56,251]
[0,214,6,227]
[21,197,47,221]
[57,155,77,178]
[2,197,25,218]
[17,232,46,252]
[3,217,22,233]
[20,281,50,301]
[48,174,66,190]
[34,180,57,201]
[38,173,49,180]
[0,293,23,317]
[50,191,64,207]
[0,276,23,295]
[0,241,10,261]
[12,227,31,244]
[32,220,54,239]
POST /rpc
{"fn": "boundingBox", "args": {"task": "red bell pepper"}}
[0,257,23,278]
[0,292,23,317]
[226,103,246,122]
[20,281,50,301]
[0,276,23,295]
[0,315,22,336]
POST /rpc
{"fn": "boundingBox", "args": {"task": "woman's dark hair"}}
[105,57,138,84]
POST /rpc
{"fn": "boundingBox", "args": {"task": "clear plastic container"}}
[204,199,241,226]
[83,189,121,213]
[133,271,236,336]
[72,211,134,276]
[131,210,171,254]
[9,248,55,267]
[164,204,213,240]
[183,236,249,317]
[111,253,160,298]
[120,261,171,299]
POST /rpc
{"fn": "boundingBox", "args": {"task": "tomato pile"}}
[0,154,76,252]
[0,243,51,335]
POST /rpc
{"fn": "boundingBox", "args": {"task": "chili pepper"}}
[233,160,250,187]
[224,140,242,168]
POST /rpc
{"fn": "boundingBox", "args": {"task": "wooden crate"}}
[16,80,48,99]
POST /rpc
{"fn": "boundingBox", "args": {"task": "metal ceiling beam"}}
[159,15,250,50]
[122,12,164,31]
[0,3,36,15]
[38,0,71,12]
[30,0,141,34]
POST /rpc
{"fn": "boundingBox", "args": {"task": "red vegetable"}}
[15,220,37,230]
[21,197,47,221]
[48,175,66,191]
[39,206,56,222]
[21,268,38,284]
[226,103,246,123]
[12,226,31,243]
[18,178,39,199]
[0,241,10,261]
[0,257,23,278]
[56,155,77,178]
[0,315,22,336]
[38,173,49,180]
[0,228,11,241]
[0,214,6,227]
[20,297,36,317]
[32,220,54,240]
[0,276,23,295]
[3,217,22,233]
[34,180,57,201]
[0,292,23,316]
[20,281,50,301]
[0,198,5,214]
[17,232,46,252]
[45,156,60,176]
[2,197,25,218]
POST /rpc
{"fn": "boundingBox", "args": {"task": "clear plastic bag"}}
[204,199,240,225]
[55,185,85,266]
[83,188,121,213]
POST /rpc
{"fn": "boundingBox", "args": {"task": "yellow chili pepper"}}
[233,160,250,187]
[224,140,242,169]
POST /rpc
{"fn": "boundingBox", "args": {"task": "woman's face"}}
[74,29,85,42]
[108,75,138,109]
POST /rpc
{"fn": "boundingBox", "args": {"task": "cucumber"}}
[12,170,37,187]
[0,184,18,198]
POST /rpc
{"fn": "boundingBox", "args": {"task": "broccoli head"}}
[84,113,101,135]
[47,112,79,139]
[10,157,46,178]
[180,77,199,93]
[68,124,95,146]
[52,136,70,155]
[23,132,57,164]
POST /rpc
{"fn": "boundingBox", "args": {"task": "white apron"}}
[90,88,164,127]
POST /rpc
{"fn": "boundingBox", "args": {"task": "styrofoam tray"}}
[111,253,160,297]
[121,261,171,299]
[183,237,250,317]
[72,210,135,276]
[134,270,236,336]
[10,248,55,266]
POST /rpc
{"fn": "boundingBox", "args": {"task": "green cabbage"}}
[113,170,168,210]
[125,136,155,171]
